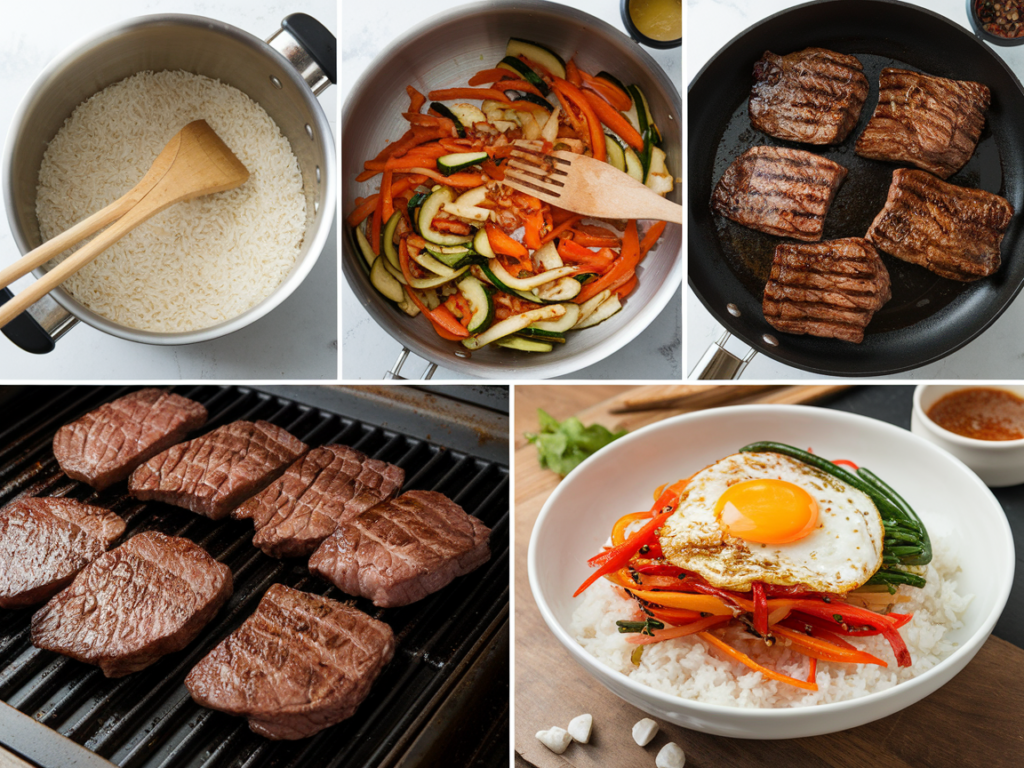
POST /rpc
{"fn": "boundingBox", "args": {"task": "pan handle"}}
[0,289,77,354]
[385,347,438,380]
[266,14,337,96]
[689,329,756,380]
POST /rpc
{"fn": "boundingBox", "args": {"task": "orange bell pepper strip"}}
[468,68,516,86]
[399,240,469,339]
[579,70,632,112]
[428,88,512,103]
[540,213,583,244]
[406,85,426,113]
[552,78,606,162]
[557,240,614,273]
[566,58,583,87]
[481,160,505,181]
[570,225,622,248]
[639,221,667,260]
[574,220,640,303]
[614,585,735,615]
[523,211,544,250]
[485,223,530,261]
[771,625,888,666]
[346,194,379,228]
[625,615,732,645]
[699,631,819,691]
[582,90,644,151]
[647,605,704,624]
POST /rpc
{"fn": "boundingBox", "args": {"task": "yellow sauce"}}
[629,0,682,42]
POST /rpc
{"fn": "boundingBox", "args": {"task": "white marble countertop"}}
[0,0,338,381]
[341,0,682,380]
[686,0,1024,381]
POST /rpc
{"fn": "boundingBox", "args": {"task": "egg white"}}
[658,452,884,593]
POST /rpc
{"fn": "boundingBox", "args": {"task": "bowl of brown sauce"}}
[912,384,1024,486]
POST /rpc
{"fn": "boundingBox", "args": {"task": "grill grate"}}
[0,386,509,768]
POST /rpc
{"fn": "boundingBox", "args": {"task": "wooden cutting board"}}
[514,385,1024,768]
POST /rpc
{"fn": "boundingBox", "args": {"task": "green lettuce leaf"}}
[525,409,627,477]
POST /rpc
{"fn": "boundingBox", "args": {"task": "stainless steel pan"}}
[341,0,681,379]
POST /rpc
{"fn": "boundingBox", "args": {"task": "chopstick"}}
[611,385,848,413]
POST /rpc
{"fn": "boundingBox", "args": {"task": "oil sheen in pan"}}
[711,52,1005,335]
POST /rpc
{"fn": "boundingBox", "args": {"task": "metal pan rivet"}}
[316,166,321,184]
[455,349,471,358]
[727,303,741,317]
[763,334,779,347]
[314,199,320,213]
[270,75,283,89]
[305,124,314,140]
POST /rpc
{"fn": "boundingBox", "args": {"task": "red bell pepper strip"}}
[771,624,888,667]
[753,582,768,636]
[625,615,731,644]
[831,459,859,470]
[787,600,911,666]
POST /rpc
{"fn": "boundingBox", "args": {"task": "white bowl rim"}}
[527,403,1015,719]
[913,383,1024,449]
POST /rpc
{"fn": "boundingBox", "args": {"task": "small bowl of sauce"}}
[621,0,682,49]
[912,384,1024,487]
[967,0,1024,47]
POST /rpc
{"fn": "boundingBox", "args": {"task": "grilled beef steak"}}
[185,584,394,740]
[749,48,869,145]
[309,490,491,608]
[866,169,1014,281]
[233,445,404,559]
[53,388,207,491]
[0,498,125,609]
[763,238,892,343]
[855,68,990,179]
[711,146,848,241]
[128,421,307,520]
[31,531,232,677]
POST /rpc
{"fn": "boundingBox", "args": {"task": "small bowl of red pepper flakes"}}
[969,0,1024,45]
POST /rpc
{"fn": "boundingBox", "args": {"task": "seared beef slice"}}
[763,238,891,344]
[185,584,394,740]
[309,490,491,608]
[53,388,207,490]
[234,445,404,558]
[866,169,1013,281]
[0,498,125,609]
[749,48,869,145]
[711,147,847,241]
[855,68,989,179]
[129,421,308,520]
[31,531,232,677]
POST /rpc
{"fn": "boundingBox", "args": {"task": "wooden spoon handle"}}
[615,191,683,225]
[0,193,169,330]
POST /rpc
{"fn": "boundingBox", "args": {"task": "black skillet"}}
[688,0,1024,377]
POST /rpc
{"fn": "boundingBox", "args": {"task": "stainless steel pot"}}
[1,13,336,353]
[341,0,682,379]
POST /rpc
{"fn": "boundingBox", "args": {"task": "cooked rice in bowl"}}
[571,538,972,707]
[35,70,306,333]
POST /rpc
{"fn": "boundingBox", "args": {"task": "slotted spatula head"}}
[503,140,681,224]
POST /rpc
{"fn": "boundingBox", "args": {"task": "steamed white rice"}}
[36,70,306,333]
[571,538,971,707]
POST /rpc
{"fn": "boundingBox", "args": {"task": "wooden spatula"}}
[0,120,249,330]
[502,139,682,223]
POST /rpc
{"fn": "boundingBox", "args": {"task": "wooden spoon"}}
[0,120,249,330]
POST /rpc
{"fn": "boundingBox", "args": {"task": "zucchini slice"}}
[535,276,581,302]
[382,257,408,285]
[576,290,612,325]
[382,211,402,270]
[529,302,580,332]
[510,92,553,110]
[406,265,468,290]
[496,55,550,95]
[412,247,460,277]
[474,227,496,259]
[429,102,465,138]
[462,304,566,350]
[533,241,562,270]
[370,257,404,302]
[353,224,377,271]
[427,244,480,269]
[487,258,576,291]
[626,84,653,180]
[457,275,495,334]
[505,38,567,80]
[419,187,473,246]
[624,146,645,182]
[477,261,543,304]
[516,328,566,344]
[446,103,486,128]
[575,294,622,329]
[495,336,554,352]
[438,152,489,175]
[605,134,626,172]
[596,71,628,95]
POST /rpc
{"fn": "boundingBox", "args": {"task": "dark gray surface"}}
[813,385,1023,648]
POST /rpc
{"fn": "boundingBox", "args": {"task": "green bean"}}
[858,468,932,565]
[866,568,927,589]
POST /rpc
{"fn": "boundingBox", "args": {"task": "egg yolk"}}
[714,479,819,544]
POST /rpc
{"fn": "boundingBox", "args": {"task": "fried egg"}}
[658,452,884,593]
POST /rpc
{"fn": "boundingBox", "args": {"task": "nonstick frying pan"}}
[688,0,1024,377]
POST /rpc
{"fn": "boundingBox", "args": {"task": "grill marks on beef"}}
[233,445,405,559]
[866,169,1014,281]
[31,531,232,677]
[855,68,990,179]
[749,48,869,145]
[711,147,848,241]
[0,498,125,609]
[185,584,394,740]
[763,238,892,343]
[128,421,308,520]
[309,490,491,608]
[53,389,207,491]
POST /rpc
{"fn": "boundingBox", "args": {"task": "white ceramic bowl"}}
[528,405,1015,739]
[912,384,1024,488]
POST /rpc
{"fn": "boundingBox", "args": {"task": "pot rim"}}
[3,12,337,346]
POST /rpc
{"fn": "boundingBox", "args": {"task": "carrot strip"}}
[579,70,632,112]
[552,78,606,161]
[404,167,487,187]
[566,58,583,87]
[609,584,734,615]
[356,169,380,182]
[370,193,383,256]
[557,240,615,272]
[468,68,516,86]
[640,221,667,260]
[771,625,888,667]
[485,223,529,260]
[552,87,587,144]
[399,240,469,339]
[519,55,555,80]
[486,144,515,159]
[574,220,639,303]
[440,138,485,153]
[699,631,819,691]
[571,227,622,248]
[540,214,583,244]
[346,194,379,228]
[403,113,457,132]
[481,160,505,180]
[582,90,644,151]
[381,169,394,223]
[495,79,544,98]
[807,657,818,685]
[616,274,638,299]
[625,615,731,645]
[428,88,512,103]
[406,85,426,113]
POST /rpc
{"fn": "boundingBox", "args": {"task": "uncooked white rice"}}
[571,538,971,707]
[36,70,306,333]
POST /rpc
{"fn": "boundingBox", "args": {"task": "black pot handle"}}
[0,287,56,354]
[282,13,336,85]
